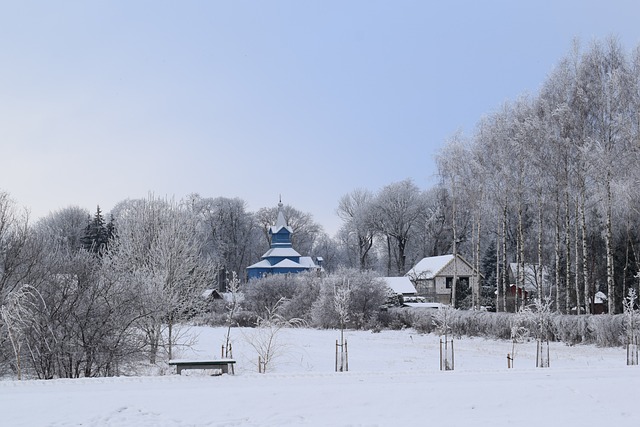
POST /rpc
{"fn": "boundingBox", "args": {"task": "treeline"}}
[336,38,640,315]
[435,37,640,315]
[0,191,391,379]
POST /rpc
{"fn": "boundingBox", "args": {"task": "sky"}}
[1,1,639,235]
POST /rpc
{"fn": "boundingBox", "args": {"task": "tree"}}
[373,179,425,276]
[337,189,377,270]
[81,206,114,255]
[189,195,260,288]
[243,298,304,373]
[105,196,214,363]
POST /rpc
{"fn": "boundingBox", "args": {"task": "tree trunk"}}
[496,236,501,312]
[502,203,508,312]
[474,217,482,309]
[555,194,561,312]
[581,189,590,314]
[606,175,614,314]
[537,190,544,299]
[565,188,571,314]
[574,197,581,314]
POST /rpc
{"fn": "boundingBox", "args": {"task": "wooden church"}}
[246,201,322,280]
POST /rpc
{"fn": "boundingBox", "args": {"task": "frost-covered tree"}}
[373,179,425,276]
[189,195,261,288]
[105,196,214,363]
[337,189,377,270]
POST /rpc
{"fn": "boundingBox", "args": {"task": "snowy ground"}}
[1,327,639,426]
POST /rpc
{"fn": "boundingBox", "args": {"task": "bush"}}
[310,268,387,330]
[392,308,625,347]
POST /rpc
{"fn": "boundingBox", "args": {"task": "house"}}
[246,201,322,280]
[405,254,480,305]
[592,291,607,314]
[506,263,550,311]
[382,276,417,305]
[381,276,445,308]
[383,276,417,298]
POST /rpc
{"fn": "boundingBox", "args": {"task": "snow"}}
[1,327,639,426]
[382,276,417,294]
[406,254,455,278]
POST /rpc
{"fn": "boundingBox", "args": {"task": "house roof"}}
[406,254,455,279]
[406,254,479,279]
[382,277,417,295]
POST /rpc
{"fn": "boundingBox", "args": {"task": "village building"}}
[405,254,481,305]
[246,201,322,280]
[382,276,444,308]
[505,263,550,311]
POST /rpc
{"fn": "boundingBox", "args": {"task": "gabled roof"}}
[382,277,417,295]
[406,254,478,279]
[406,255,454,279]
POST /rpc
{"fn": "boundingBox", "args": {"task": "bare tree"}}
[337,189,377,270]
[373,179,425,276]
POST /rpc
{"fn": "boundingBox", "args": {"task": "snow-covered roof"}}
[272,258,306,269]
[403,302,444,309]
[595,291,607,304]
[298,256,320,269]
[406,255,455,279]
[202,289,216,299]
[270,207,293,234]
[247,259,272,269]
[382,277,417,295]
[262,247,302,259]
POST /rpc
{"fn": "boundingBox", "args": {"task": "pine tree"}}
[81,206,112,255]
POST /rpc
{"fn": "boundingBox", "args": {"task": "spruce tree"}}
[82,206,111,255]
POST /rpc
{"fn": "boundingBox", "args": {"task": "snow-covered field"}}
[1,327,638,426]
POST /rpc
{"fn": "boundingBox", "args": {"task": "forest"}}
[1,37,640,378]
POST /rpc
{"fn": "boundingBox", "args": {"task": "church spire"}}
[275,196,287,228]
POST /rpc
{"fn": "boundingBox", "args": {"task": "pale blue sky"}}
[1,1,639,234]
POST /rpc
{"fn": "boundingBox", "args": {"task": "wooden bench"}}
[169,359,236,375]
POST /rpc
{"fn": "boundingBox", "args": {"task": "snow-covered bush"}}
[244,274,298,320]
[587,314,625,347]
[311,268,387,329]
[398,307,628,347]
[280,272,322,322]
